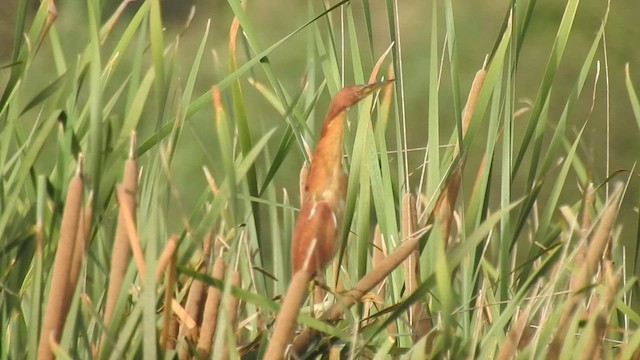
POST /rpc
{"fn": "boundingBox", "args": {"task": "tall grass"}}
[0,0,638,359]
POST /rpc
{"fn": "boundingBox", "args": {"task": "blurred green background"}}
[1,0,638,258]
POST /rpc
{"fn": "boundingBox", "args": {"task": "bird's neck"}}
[306,112,346,194]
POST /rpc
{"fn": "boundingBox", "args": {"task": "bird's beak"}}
[357,79,395,98]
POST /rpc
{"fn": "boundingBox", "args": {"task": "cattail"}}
[37,158,84,360]
[104,133,138,330]
[574,186,622,296]
[66,194,92,309]
[548,186,622,359]
[496,284,539,360]
[178,231,213,359]
[578,264,619,360]
[155,234,179,280]
[431,67,486,246]
[116,184,145,278]
[221,270,241,360]
[196,255,226,359]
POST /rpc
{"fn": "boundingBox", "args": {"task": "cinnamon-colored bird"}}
[291,80,393,275]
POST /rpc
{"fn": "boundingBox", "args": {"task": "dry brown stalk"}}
[574,186,621,296]
[367,226,397,337]
[104,133,138,331]
[580,183,595,237]
[221,270,241,360]
[264,270,313,359]
[266,237,323,358]
[496,310,528,360]
[570,183,596,293]
[116,184,145,279]
[160,249,177,352]
[196,255,226,359]
[371,226,386,303]
[35,0,57,54]
[459,68,487,149]
[155,234,179,280]
[401,194,431,342]
[548,186,622,359]
[365,227,384,314]
[578,264,619,360]
[329,345,343,360]
[178,232,213,360]
[496,284,539,360]
[291,228,427,355]
[433,68,486,246]
[402,194,419,298]
[167,315,179,350]
[171,300,195,330]
[37,159,84,360]
[101,0,136,45]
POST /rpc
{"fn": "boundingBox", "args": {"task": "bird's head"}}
[325,80,394,121]
[336,80,394,111]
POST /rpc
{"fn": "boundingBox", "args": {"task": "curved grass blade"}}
[136,0,350,157]
[19,72,67,116]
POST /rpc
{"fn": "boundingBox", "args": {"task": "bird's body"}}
[291,81,392,275]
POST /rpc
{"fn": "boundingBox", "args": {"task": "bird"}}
[291,80,393,276]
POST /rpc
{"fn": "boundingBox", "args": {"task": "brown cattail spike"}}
[196,255,226,359]
[104,133,138,332]
[38,157,84,360]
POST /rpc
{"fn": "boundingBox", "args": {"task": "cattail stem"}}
[291,230,424,355]
[155,235,179,280]
[264,270,313,359]
[160,250,177,351]
[401,194,431,342]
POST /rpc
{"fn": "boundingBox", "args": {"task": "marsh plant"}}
[1,0,639,359]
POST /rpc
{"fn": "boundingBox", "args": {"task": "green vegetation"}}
[1,0,639,359]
